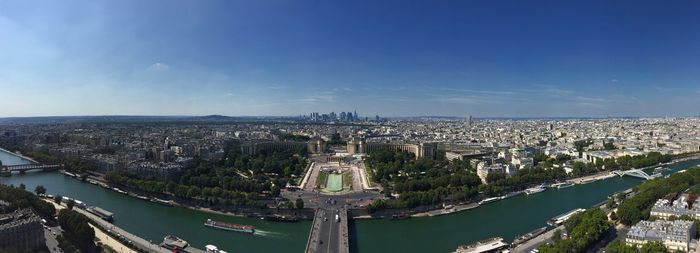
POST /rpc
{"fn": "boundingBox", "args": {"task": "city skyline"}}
[2,1,700,117]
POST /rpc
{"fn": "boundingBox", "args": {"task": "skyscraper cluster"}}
[308,111,360,122]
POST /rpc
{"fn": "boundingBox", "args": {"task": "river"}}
[1,148,699,253]
[0,149,35,166]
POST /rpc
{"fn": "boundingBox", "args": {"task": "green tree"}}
[606,197,616,209]
[57,209,95,252]
[295,198,304,209]
[65,199,75,210]
[539,208,611,253]
[54,195,63,204]
[34,185,47,195]
[18,183,25,190]
[640,241,668,253]
[606,240,638,253]
[271,185,280,197]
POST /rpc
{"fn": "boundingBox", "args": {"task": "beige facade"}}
[346,139,437,159]
[241,139,326,156]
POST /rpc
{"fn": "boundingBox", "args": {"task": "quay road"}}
[306,198,350,253]
[74,207,207,253]
[511,226,563,253]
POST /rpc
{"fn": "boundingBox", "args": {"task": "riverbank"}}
[0,147,38,165]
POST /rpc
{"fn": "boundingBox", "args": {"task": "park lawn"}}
[342,172,353,189]
[316,171,329,189]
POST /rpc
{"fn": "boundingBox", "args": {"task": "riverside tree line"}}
[366,149,677,212]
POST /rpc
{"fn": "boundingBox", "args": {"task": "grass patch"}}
[343,172,353,189]
[316,171,329,189]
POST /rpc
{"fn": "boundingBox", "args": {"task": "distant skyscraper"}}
[466,115,473,128]
[353,110,358,120]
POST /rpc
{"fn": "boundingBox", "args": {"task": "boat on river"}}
[547,208,585,226]
[112,187,128,195]
[150,197,173,206]
[579,178,597,184]
[478,196,502,205]
[389,213,410,220]
[204,219,255,234]
[205,244,228,253]
[60,170,77,178]
[501,191,523,199]
[525,185,547,195]
[161,235,188,251]
[512,226,548,246]
[550,182,574,189]
[263,214,299,222]
[453,237,508,253]
[86,206,114,222]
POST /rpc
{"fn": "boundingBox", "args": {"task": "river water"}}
[0,149,34,166]
[1,149,699,253]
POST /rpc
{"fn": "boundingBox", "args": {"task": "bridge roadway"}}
[1,164,62,173]
[611,168,659,180]
[305,200,349,253]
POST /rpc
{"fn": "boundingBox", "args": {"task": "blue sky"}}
[1,0,699,117]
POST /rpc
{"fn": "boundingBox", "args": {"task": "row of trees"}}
[28,149,98,173]
[0,184,55,218]
[538,208,611,252]
[616,168,700,225]
[278,133,311,142]
[57,209,96,252]
[606,240,673,253]
[480,167,568,196]
[105,172,263,208]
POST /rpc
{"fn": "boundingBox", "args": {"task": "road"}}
[306,197,349,253]
[511,226,563,253]
[44,225,62,253]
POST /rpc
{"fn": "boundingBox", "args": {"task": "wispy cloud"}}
[544,88,574,97]
[267,85,288,90]
[147,62,170,72]
[290,95,336,103]
[436,87,517,95]
[334,87,352,92]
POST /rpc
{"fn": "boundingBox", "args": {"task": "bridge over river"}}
[1,164,62,175]
[612,168,661,180]
[305,206,349,253]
